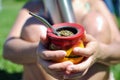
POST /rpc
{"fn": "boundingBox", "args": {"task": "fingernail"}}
[74,47,79,52]
[61,51,66,56]
[67,66,74,71]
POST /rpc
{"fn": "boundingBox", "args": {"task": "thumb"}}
[40,25,47,44]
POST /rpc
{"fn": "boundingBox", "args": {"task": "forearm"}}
[99,41,120,65]
[3,38,39,64]
[106,43,120,64]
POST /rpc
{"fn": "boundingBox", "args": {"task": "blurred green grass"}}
[0,0,26,80]
[117,17,120,28]
[0,0,120,80]
[0,0,26,72]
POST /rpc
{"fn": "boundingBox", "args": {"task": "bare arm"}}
[3,1,42,64]
[82,0,120,65]
[95,0,120,40]
[3,37,38,64]
[99,33,120,64]
[95,0,120,64]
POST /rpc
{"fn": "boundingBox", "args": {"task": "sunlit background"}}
[0,0,120,80]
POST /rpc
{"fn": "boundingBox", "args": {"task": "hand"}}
[36,26,73,79]
[64,34,101,79]
[37,25,101,79]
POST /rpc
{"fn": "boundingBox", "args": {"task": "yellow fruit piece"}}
[56,40,84,64]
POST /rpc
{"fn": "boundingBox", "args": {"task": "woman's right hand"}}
[36,25,73,79]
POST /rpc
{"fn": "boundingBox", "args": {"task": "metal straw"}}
[29,11,59,35]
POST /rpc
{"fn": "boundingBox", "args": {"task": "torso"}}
[72,0,91,23]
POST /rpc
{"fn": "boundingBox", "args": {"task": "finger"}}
[83,34,96,42]
[41,50,66,60]
[73,35,98,57]
[39,25,47,44]
[66,56,95,74]
[37,57,65,79]
[73,42,97,57]
[73,47,93,57]
[48,61,73,71]
[37,53,72,79]
[37,42,66,60]
[38,58,72,74]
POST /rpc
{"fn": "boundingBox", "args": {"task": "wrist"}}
[98,42,120,65]
[97,43,111,64]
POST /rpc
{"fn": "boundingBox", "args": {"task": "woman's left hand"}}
[64,34,101,79]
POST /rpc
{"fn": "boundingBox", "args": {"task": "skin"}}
[3,0,120,80]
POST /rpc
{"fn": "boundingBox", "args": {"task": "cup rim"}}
[47,23,84,40]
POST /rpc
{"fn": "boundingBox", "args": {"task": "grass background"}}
[0,0,120,80]
[0,0,26,80]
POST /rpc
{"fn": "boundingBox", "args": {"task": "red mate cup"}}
[47,23,85,64]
